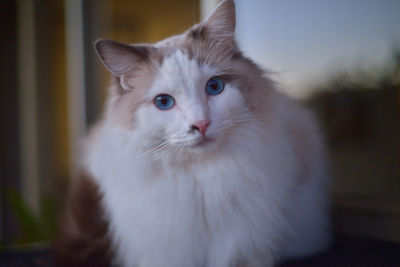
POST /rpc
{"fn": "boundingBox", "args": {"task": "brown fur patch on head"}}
[182,24,274,114]
[183,24,235,64]
[181,0,236,65]
[105,48,163,130]
[94,39,167,130]
[178,0,275,113]
[188,25,208,41]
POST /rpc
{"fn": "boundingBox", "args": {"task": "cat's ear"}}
[94,39,150,77]
[202,0,236,44]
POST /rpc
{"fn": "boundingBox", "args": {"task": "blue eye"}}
[154,94,175,110]
[206,77,224,95]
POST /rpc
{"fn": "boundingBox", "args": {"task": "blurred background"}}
[0,0,399,247]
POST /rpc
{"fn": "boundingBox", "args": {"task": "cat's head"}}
[95,0,270,158]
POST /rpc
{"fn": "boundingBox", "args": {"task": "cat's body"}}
[55,1,330,266]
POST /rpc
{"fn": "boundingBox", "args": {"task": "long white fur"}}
[86,46,330,267]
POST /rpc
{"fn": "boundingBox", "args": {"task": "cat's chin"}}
[172,136,218,154]
[191,136,213,146]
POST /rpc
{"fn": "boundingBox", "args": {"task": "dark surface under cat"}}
[0,235,399,267]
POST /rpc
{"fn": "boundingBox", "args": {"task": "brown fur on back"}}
[52,170,112,267]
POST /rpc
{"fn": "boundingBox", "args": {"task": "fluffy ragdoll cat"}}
[54,1,330,266]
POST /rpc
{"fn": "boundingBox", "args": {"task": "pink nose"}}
[191,120,210,136]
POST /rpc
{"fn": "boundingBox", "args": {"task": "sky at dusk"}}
[234,0,400,97]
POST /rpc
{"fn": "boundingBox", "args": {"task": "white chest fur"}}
[86,118,329,267]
